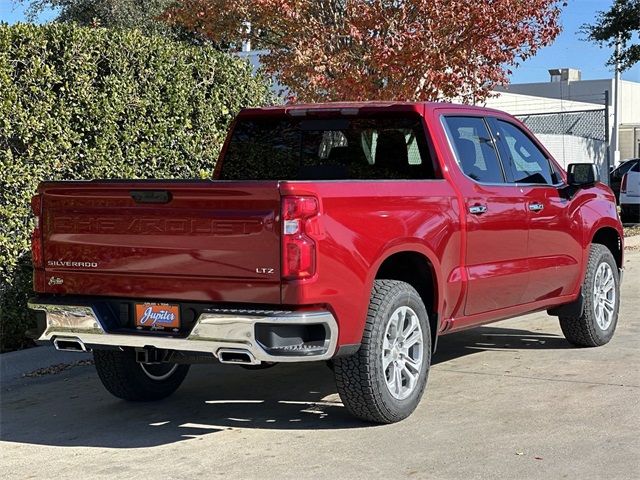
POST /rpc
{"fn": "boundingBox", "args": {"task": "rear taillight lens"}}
[281,196,319,280]
[621,173,628,194]
[31,194,43,268]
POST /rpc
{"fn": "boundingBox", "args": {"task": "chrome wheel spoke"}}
[403,330,422,348]
[403,354,420,372]
[382,352,393,372]
[394,364,403,395]
[402,364,417,391]
[402,312,418,337]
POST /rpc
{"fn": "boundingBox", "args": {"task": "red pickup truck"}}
[28,102,623,423]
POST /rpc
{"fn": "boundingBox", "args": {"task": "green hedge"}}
[0,23,273,352]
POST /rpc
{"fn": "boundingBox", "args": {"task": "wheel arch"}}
[591,225,623,270]
[372,248,441,352]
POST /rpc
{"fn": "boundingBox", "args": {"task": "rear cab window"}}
[218,113,437,180]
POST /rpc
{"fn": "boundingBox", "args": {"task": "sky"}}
[1,0,639,84]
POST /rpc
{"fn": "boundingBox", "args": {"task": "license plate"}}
[135,303,180,331]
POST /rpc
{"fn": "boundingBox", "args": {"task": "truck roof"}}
[238,101,508,118]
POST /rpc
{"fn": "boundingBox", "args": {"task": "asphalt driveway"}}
[1,249,639,480]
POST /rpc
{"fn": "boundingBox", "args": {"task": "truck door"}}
[442,116,530,317]
[488,118,583,303]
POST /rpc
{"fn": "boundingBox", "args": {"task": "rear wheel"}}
[333,280,431,424]
[93,349,190,401]
[559,244,620,347]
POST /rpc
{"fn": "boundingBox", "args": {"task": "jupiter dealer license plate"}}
[135,303,180,331]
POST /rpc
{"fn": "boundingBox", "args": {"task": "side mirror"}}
[567,163,599,187]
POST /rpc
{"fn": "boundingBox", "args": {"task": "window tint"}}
[631,162,640,173]
[495,120,554,184]
[443,116,504,183]
[220,115,435,180]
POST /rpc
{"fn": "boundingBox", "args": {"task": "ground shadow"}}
[0,325,571,448]
[433,325,571,365]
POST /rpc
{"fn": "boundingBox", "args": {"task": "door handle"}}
[528,202,544,212]
[468,204,488,215]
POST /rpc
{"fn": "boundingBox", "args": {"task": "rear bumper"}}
[28,301,338,364]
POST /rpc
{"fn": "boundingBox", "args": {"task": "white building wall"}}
[483,92,601,115]
[534,134,607,177]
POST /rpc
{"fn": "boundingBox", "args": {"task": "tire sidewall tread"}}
[334,279,431,424]
[93,349,189,401]
[559,244,620,347]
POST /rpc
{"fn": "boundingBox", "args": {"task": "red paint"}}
[33,102,624,352]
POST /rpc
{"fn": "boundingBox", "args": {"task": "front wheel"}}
[559,244,620,347]
[333,280,431,424]
[93,349,190,401]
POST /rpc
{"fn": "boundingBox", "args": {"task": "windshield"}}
[219,114,435,180]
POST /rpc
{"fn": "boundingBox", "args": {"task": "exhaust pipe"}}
[217,348,260,365]
[53,337,88,352]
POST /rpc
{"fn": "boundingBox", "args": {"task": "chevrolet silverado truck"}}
[28,102,624,424]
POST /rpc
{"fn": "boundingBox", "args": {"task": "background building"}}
[486,68,640,179]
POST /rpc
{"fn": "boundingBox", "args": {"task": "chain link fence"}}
[516,109,607,142]
[515,109,608,176]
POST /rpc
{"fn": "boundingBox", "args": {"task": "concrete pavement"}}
[1,250,639,480]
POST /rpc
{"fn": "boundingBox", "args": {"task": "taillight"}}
[30,194,43,268]
[621,173,628,194]
[281,196,319,280]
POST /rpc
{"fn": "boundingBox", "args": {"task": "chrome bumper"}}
[28,302,338,363]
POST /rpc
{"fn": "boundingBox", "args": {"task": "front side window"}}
[495,120,554,184]
[443,116,504,183]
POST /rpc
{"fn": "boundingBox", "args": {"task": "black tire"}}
[559,244,620,347]
[620,207,639,224]
[333,280,431,424]
[93,349,190,401]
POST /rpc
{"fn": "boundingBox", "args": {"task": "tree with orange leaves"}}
[165,0,563,103]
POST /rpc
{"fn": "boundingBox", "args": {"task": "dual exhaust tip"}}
[217,348,260,365]
[53,338,260,365]
[53,338,88,352]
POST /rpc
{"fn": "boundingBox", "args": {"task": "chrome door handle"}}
[529,202,544,212]
[469,204,488,215]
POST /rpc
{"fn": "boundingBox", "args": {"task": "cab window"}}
[442,116,505,183]
[494,120,555,185]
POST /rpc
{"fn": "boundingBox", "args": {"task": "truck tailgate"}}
[38,181,282,303]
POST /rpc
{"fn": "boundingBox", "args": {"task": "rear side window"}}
[494,120,554,184]
[613,160,637,178]
[443,116,504,183]
[219,114,435,180]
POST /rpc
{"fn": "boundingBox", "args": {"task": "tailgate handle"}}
[130,190,172,204]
